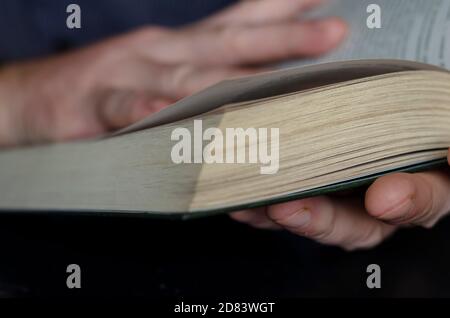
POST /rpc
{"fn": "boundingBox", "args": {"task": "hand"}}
[231,153,450,251]
[0,0,347,146]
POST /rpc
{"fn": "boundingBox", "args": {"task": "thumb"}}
[365,171,450,228]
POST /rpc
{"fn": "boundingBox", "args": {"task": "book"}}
[0,60,449,218]
[285,0,450,69]
[1,0,450,218]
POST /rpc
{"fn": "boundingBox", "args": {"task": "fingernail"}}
[288,208,311,228]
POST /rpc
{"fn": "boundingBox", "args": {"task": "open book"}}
[287,0,450,69]
[1,1,450,218]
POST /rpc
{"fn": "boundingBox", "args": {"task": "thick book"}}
[0,60,449,218]
[2,0,450,218]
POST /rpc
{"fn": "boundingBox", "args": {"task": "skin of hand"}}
[231,161,450,251]
[0,0,346,146]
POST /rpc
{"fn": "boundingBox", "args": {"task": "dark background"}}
[1,0,450,298]
[0,0,236,61]
[1,212,450,298]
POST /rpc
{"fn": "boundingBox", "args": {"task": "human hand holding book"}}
[232,0,450,250]
[231,168,450,250]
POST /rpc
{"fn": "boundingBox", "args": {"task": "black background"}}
[1,210,449,298]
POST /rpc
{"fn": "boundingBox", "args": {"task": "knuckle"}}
[347,224,385,251]
[267,208,296,226]
[411,177,438,227]
[165,65,193,97]
[419,205,447,228]
[308,220,335,242]
[307,208,337,243]
[219,26,246,63]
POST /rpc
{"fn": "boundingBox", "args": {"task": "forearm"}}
[0,61,50,147]
[0,65,21,147]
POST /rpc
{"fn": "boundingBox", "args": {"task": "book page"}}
[116,60,440,134]
[286,0,450,68]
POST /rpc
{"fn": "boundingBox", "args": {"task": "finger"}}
[148,18,347,66]
[199,0,323,28]
[107,62,261,100]
[230,208,281,230]
[266,196,396,250]
[365,170,450,228]
[156,65,263,99]
[96,90,173,129]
